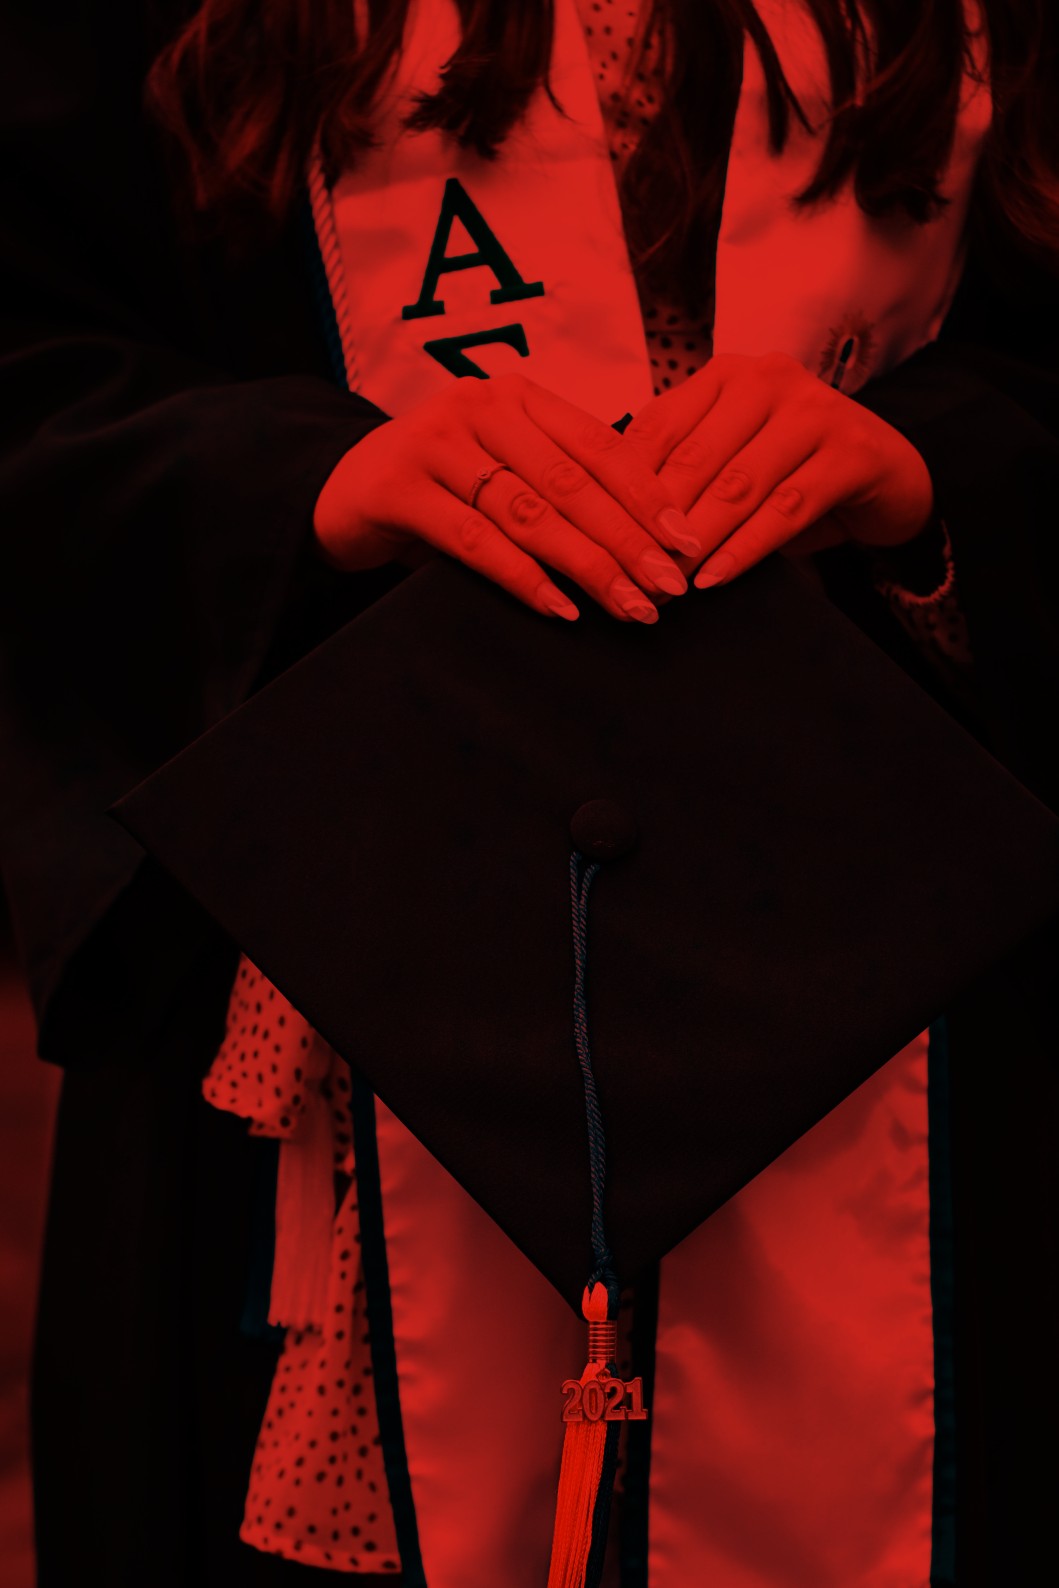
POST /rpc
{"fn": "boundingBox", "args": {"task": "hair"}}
[147,0,1059,314]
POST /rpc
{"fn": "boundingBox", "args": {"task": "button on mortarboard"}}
[570,800,638,861]
[114,554,1059,1309]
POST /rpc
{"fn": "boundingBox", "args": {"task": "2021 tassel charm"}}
[547,1281,649,1588]
[546,828,648,1588]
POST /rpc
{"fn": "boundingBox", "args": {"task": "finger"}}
[510,383,705,560]
[622,359,726,470]
[409,479,582,620]
[433,449,658,624]
[693,449,855,588]
[469,405,688,600]
[626,354,770,498]
[686,413,823,558]
[476,468,661,623]
[656,385,778,516]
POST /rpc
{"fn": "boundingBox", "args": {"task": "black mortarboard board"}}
[115,556,1058,1310]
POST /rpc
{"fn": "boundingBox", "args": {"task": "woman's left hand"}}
[623,351,935,587]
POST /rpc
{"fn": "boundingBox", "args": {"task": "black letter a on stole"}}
[401,177,545,320]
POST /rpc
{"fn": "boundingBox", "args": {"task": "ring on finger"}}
[467,461,512,509]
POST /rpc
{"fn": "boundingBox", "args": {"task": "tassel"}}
[546,1282,622,1588]
[548,847,646,1587]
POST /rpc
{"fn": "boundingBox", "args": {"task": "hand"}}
[623,352,935,588]
[313,373,703,622]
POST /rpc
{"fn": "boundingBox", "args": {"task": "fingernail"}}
[637,546,687,596]
[694,552,735,589]
[542,589,580,620]
[657,507,704,557]
[612,578,659,623]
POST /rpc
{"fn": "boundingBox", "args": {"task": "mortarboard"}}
[114,552,1057,1586]
[113,554,1058,1306]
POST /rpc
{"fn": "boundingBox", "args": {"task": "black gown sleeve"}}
[852,243,1059,809]
[0,0,391,1062]
[852,244,1059,1587]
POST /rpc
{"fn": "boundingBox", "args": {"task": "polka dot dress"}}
[574,0,716,396]
[206,959,336,1143]
[206,961,400,1573]
[241,1194,400,1574]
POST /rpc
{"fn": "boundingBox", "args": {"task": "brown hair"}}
[147,0,1059,315]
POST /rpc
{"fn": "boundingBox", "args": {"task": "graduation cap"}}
[115,553,1057,1587]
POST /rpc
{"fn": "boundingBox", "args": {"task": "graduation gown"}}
[1,2,1056,1583]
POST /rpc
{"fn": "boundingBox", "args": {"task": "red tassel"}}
[546,1283,618,1588]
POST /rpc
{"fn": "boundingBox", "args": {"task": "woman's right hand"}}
[312,373,704,622]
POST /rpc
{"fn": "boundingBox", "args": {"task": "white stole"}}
[312,0,990,414]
